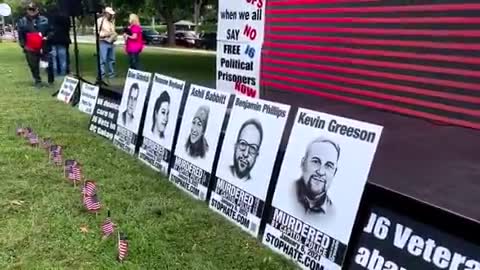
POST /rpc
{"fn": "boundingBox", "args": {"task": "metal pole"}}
[71,16,80,78]
[93,12,104,85]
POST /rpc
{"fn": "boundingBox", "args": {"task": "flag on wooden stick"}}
[82,180,97,197]
[83,193,101,213]
[117,232,128,262]
[49,145,63,166]
[27,133,39,147]
[65,160,82,184]
[102,210,115,238]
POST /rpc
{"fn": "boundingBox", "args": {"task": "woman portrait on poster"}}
[185,105,210,159]
[151,91,170,142]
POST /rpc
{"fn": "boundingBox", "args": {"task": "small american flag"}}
[102,212,115,237]
[69,163,82,183]
[50,145,63,166]
[117,232,128,262]
[28,134,39,147]
[82,181,97,197]
[21,127,33,138]
[83,194,101,212]
[16,127,25,136]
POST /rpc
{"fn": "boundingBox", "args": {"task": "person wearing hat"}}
[96,7,118,80]
[185,105,210,159]
[17,2,54,88]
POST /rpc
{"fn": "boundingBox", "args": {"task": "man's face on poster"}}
[127,85,139,117]
[301,141,338,196]
[234,124,261,179]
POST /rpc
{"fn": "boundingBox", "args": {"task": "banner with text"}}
[79,83,99,115]
[57,76,79,104]
[218,0,265,44]
[169,85,231,201]
[347,206,480,270]
[139,74,186,174]
[263,108,383,270]
[216,41,261,98]
[113,69,152,155]
[209,96,290,236]
[88,93,120,141]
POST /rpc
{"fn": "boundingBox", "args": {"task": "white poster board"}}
[56,76,79,104]
[209,96,290,236]
[216,41,261,98]
[78,82,99,115]
[217,0,265,44]
[262,108,383,270]
[113,69,152,155]
[138,74,186,174]
[169,85,232,200]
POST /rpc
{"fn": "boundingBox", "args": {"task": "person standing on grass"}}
[49,7,71,78]
[96,7,117,80]
[124,14,144,70]
[17,2,54,88]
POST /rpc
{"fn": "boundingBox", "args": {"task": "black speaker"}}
[57,0,83,17]
[84,0,104,14]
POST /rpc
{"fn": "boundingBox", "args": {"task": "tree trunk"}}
[193,0,203,33]
[166,16,175,46]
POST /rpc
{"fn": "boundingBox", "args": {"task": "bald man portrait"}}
[229,119,263,182]
[295,137,340,216]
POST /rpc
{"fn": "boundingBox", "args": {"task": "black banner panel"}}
[262,0,480,130]
[89,93,120,141]
[345,190,480,270]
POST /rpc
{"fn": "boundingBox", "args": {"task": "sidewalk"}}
[75,35,216,55]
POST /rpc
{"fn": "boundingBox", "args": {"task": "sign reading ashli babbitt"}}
[113,69,152,155]
[89,93,120,141]
[209,96,290,236]
[169,85,231,200]
[139,74,186,174]
[263,108,383,270]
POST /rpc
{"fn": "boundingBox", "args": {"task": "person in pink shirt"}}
[124,14,144,70]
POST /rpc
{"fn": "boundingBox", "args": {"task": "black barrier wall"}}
[82,72,480,270]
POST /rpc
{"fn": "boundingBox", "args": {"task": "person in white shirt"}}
[96,7,117,80]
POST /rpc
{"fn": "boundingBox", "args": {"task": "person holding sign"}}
[229,119,263,182]
[120,83,140,131]
[185,105,210,159]
[151,91,170,141]
[295,137,340,217]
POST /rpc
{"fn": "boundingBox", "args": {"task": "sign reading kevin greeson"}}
[263,108,383,270]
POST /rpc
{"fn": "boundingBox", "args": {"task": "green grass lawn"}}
[76,44,216,89]
[0,43,294,269]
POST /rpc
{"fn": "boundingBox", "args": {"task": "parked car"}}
[196,32,217,51]
[175,31,198,48]
[142,29,166,45]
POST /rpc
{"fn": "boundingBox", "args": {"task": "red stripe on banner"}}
[263,58,480,92]
[267,17,480,24]
[266,34,480,51]
[269,0,379,6]
[263,73,480,116]
[263,41,480,65]
[267,50,480,79]
[267,3,480,15]
[263,65,480,104]
[269,26,480,38]
[262,80,480,129]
